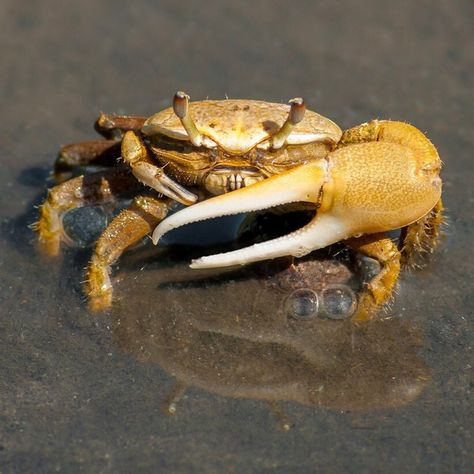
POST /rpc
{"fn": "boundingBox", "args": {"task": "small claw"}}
[153,170,198,205]
[172,91,204,147]
[129,160,197,206]
[122,130,198,205]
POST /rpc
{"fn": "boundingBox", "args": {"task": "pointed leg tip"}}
[88,296,112,314]
[95,112,114,130]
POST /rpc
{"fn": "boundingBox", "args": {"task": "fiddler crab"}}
[36,92,443,319]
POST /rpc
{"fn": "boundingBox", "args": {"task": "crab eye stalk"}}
[270,97,306,150]
[173,91,204,147]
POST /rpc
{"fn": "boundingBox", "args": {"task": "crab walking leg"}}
[94,113,147,139]
[54,139,122,181]
[399,198,444,266]
[345,233,401,322]
[121,131,198,205]
[85,196,171,312]
[36,169,141,256]
[55,111,148,178]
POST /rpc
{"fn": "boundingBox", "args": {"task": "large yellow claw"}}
[153,121,442,270]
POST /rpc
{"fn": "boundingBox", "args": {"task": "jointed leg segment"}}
[37,110,196,312]
[346,233,401,322]
[36,169,141,256]
[55,139,122,181]
[399,198,443,266]
[85,195,171,312]
[94,113,147,139]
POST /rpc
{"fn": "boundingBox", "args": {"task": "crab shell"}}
[141,99,342,154]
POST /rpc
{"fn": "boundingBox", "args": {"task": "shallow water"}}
[1,1,473,472]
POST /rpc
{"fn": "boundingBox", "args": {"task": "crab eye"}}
[270,97,306,150]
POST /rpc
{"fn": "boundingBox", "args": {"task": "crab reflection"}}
[111,255,429,425]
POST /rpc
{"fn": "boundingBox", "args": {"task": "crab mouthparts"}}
[152,160,345,268]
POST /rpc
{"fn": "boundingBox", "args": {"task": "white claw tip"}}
[151,227,163,245]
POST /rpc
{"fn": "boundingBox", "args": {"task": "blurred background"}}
[0,1,472,472]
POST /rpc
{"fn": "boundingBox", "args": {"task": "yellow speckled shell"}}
[142,99,342,154]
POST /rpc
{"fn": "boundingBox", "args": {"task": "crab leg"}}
[94,113,147,139]
[86,195,171,312]
[35,169,141,256]
[54,139,122,181]
[346,233,401,322]
[399,198,444,266]
[57,140,121,167]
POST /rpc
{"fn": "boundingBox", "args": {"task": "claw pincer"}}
[153,121,442,271]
